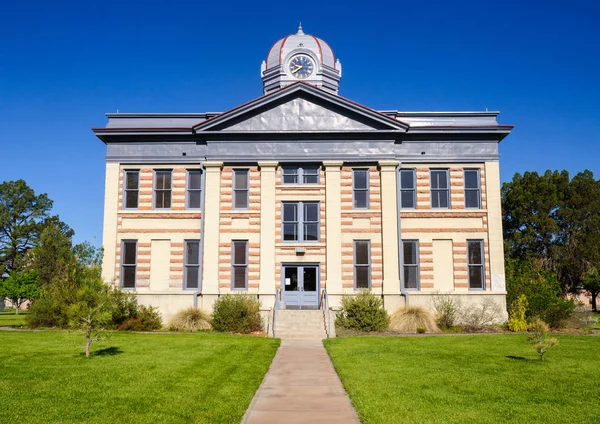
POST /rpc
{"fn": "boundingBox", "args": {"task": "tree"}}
[0,271,40,314]
[0,180,53,276]
[582,274,600,312]
[67,271,113,358]
[527,318,559,361]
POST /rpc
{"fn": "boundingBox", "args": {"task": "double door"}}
[282,265,319,309]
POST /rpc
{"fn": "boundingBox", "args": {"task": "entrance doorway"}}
[281,264,319,309]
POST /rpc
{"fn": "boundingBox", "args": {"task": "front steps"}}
[274,309,335,339]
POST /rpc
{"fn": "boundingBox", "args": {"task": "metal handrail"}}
[273,288,281,338]
[320,288,331,338]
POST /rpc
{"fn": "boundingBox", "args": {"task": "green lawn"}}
[0,309,27,327]
[0,331,279,423]
[325,335,600,424]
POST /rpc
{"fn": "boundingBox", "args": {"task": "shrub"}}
[528,317,559,360]
[460,298,502,332]
[212,294,262,334]
[169,307,211,332]
[110,289,139,327]
[416,327,426,334]
[540,297,576,328]
[389,305,439,333]
[118,305,162,331]
[432,294,461,329]
[335,291,389,332]
[508,294,528,332]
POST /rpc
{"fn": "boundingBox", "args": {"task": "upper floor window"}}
[467,240,485,290]
[402,240,420,290]
[184,240,200,289]
[232,240,248,289]
[282,166,320,184]
[233,169,249,209]
[353,169,369,209]
[430,169,449,208]
[121,240,137,289]
[154,170,172,209]
[354,240,371,289]
[123,170,139,209]
[187,170,202,209]
[282,201,320,242]
[400,169,416,209]
[464,169,481,209]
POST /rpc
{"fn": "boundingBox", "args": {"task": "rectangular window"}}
[184,241,200,289]
[464,169,481,209]
[281,166,320,184]
[121,240,137,288]
[467,240,485,290]
[154,170,172,209]
[123,170,139,209]
[232,241,248,289]
[400,169,416,209]
[354,240,371,289]
[233,169,249,209]
[353,169,369,209]
[402,240,420,290]
[431,169,449,208]
[282,201,320,242]
[187,170,202,209]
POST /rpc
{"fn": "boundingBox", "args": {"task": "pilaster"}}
[379,160,401,294]
[485,161,506,292]
[102,162,120,285]
[258,162,278,295]
[202,162,223,294]
[324,161,344,295]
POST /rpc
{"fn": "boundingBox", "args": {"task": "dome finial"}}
[297,22,304,35]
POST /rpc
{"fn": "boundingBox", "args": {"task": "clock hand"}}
[291,65,303,74]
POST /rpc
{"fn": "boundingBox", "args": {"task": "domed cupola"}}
[261,24,342,94]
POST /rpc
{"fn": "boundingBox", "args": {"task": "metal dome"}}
[265,25,337,71]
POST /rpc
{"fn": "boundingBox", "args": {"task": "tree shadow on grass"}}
[93,347,123,357]
[506,355,528,361]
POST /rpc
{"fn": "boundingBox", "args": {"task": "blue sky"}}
[1,0,599,245]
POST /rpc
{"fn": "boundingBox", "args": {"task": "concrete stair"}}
[274,309,332,339]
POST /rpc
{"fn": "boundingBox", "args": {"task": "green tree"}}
[0,271,40,314]
[67,271,113,358]
[582,274,600,312]
[0,180,53,276]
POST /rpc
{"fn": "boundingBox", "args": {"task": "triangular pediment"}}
[193,83,408,133]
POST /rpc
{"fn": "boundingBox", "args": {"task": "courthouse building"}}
[93,26,513,323]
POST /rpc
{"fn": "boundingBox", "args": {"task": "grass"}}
[0,309,28,327]
[0,331,279,423]
[324,335,600,424]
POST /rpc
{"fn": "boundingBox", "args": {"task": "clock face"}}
[288,55,314,79]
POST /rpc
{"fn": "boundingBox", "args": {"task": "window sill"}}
[276,184,323,189]
[276,242,325,247]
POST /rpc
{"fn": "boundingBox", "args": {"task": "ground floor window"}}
[184,240,200,289]
[232,240,248,289]
[468,240,485,289]
[121,240,137,288]
[402,240,420,290]
[354,240,371,289]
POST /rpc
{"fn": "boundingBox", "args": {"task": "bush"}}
[335,291,389,332]
[118,305,162,331]
[460,298,502,332]
[508,294,528,332]
[212,294,262,334]
[432,294,461,329]
[541,298,576,328]
[416,327,426,334]
[169,307,211,332]
[110,289,139,327]
[389,305,439,333]
[26,296,66,328]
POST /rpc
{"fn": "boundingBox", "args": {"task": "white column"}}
[324,161,344,295]
[485,161,506,292]
[102,162,120,285]
[379,160,400,295]
[202,162,223,295]
[258,161,278,295]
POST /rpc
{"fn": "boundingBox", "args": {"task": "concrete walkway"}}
[242,339,360,424]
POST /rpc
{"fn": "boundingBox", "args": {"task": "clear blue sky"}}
[1,0,599,246]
